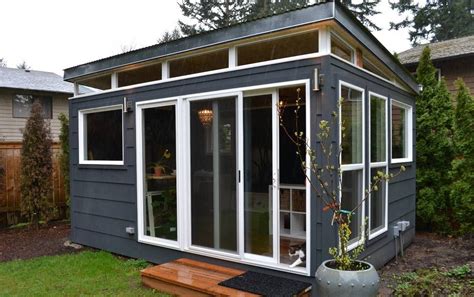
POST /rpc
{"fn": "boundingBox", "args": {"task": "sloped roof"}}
[0,67,75,94]
[398,35,474,65]
[64,1,418,93]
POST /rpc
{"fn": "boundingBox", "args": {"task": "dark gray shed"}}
[64,0,416,286]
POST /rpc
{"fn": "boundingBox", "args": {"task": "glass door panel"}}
[143,105,177,241]
[190,97,237,252]
[278,86,307,267]
[243,94,274,257]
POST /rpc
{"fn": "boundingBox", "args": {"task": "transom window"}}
[79,105,124,165]
[369,93,388,238]
[237,30,319,66]
[331,34,354,63]
[12,94,52,119]
[391,100,413,163]
[339,82,364,249]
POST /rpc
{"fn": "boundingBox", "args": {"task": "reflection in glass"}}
[370,167,386,234]
[244,94,273,257]
[392,104,407,159]
[278,86,306,267]
[143,105,177,240]
[238,31,319,66]
[85,109,122,161]
[341,170,363,244]
[190,98,237,252]
[331,35,353,62]
[371,95,386,162]
[341,85,363,165]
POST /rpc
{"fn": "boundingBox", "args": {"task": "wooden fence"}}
[0,142,66,226]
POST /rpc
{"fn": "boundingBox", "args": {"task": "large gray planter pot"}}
[315,260,380,297]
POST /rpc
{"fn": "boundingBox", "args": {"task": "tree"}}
[20,101,54,228]
[450,79,474,235]
[390,0,474,45]
[157,28,182,44]
[0,58,6,67]
[120,44,136,54]
[178,0,252,36]
[415,47,455,233]
[58,113,70,209]
[16,61,31,70]
[340,0,381,31]
[178,0,381,36]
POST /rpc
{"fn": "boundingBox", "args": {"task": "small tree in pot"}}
[278,89,405,296]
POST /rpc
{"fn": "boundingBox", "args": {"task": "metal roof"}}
[0,67,76,94]
[398,35,474,65]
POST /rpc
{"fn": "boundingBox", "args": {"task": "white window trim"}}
[78,104,124,165]
[135,80,311,276]
[390,99,413,164]
[368,92,389,240]
[339,81,365,251]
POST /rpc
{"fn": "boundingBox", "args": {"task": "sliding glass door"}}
[243,93,276,259]
[189,97,238,252]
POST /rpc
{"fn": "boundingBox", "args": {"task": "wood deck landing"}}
[141,258,259,296]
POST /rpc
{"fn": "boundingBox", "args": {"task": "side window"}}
[79,106,123,164]
[339,82,364,249]
[391,100,413,163]
[369,93,388,238]
[13,94,52,119]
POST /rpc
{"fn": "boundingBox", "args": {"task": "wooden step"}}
[141,258,259,296]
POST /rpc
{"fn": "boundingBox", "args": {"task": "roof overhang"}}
[63,0,418,94]
[63,1,334,81]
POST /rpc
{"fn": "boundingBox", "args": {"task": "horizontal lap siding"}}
[69,59,321,283]
[0,89,69,142]
[329,57,416,269]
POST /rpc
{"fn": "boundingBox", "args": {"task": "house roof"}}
[63,0,418,93]
[0,67,76,94]
[398,35,474,66]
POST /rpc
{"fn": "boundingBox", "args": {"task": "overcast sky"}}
[0,0,412,76]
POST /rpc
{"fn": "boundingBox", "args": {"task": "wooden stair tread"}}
[141,258,258,296]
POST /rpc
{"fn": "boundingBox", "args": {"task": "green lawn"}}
[0,251,168,296]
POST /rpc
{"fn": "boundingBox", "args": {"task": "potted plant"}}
[150,149,171,177]
[278,89,405,296]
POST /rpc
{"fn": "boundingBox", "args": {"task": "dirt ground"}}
[1,223,473,296]
[378,232,474,296]
[0,221,74,262]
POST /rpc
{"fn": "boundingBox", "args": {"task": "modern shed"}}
[64,1,417,284]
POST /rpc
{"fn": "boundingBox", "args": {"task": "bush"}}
[415,47,455,233]
[450,79,474,235]
[58,113,70,207]
[20,101,54,228]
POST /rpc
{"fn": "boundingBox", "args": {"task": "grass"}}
[0,251,169,296]
[391,264,473,296]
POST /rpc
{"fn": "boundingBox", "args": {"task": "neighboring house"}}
[399,35,474,94]
[0,67,74,226]
[63,1,417,284]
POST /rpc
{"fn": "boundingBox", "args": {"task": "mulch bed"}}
[378,232,474,296]
[0,221,75,262]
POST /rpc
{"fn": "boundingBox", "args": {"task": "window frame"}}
[12,94,53,119]
[330,32,355,64]
[338,81,365,251]
[390,99,413,164]
[368,92,389,239]
[78,104,125,165]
